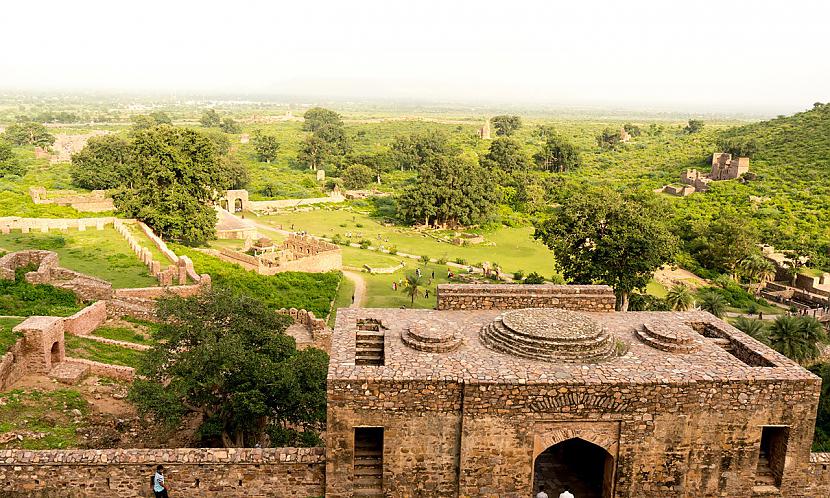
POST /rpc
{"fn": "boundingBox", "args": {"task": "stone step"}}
[636,327,699,354]
[495,317,611,344]
[486,321,612,352]
[48,361,90,385]
[480,324,615,363]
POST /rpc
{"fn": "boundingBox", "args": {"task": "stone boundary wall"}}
[28,186,114,213]
[0,338,28,391]
[0,447,325,497]
[114,283,206,300]
[62,300,107,336]
[248,192,345,212]
[809,452,830,496]
[0,250,114,301]
[277,308,332,351]
[113,220,192,286]
[795,272,830,298]
[64,358,135,381]
[436,284,617,312]
[77,334,150,351]
[363,261,405,274]
[0,216,114,233]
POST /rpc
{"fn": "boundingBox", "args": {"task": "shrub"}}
[359,239,371,249]
[523,272,545,284]
[436,256,447,265]
[388,246,398,255]
[513,270,525,281]
[454,257,467,265]
[420,255,430,265]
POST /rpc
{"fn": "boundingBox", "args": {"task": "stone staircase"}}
[479,317,616,362]
[636,322,701,354]
[48,361,90,385]
[355,330,384,366]
[353,431,383,497]
[755,452,777,487]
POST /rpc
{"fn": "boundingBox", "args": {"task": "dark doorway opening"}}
[234,198,243,212]
[50,341,60,365]
[354,427,383,497]
[533,438,614,498]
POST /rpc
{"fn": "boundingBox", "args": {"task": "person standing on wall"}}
[152,465,170,498]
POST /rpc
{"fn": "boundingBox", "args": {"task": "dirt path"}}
[343,270,367,308]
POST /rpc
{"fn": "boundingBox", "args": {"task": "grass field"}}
[64,335,145,368]
[0,228,157,288]
[0,317,25,354]
[328,276,356,327]
[92,325,153,345]
[255,206,556,276]
[0,388,88,449]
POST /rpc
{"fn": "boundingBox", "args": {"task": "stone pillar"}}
[151,260,161,276]
[78,222,86,231]
[96,220,105,230]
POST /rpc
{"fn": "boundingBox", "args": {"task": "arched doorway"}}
[220,199,229,211]
[50,342,61,366]
[234,198,243,212]
[533,438,614,498]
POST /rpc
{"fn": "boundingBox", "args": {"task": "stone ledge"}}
[0,447,325,465]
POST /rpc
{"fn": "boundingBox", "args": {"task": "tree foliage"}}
[69,135,133,190]
[534,188,678,310]
[768,315,828,363]
[302,107,343,132]
[341,163,374,189]
[534,133,580,172]
[220,117,241,134]
[684,119,704,134]
[128,289,328,448]
[200,109,221,127]
[390,131,453,171]
[0,139,24,177]
[112,125,225,245]
[491,115,522,136]
[252,131,281,163]
[397,155,498,228]
[482,137,529,172]
[596,127,621,149]
[2,122,55,147]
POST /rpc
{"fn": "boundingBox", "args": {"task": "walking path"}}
[343,270,367,308]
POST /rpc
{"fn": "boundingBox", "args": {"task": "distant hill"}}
[718,103,830,170]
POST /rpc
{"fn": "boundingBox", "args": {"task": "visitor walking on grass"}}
[152,465,169,498]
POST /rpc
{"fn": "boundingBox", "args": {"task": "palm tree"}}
[699,290,727,318]
[738,254,776,294]
[733,316,768,343]
[666,284,694,311]
[400,273,428,305]
[768,315,829,363]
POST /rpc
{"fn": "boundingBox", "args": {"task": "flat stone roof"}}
[329,308,815,385]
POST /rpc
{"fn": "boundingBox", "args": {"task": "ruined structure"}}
[659,153,751,196]
[217,234,342,274]
[478,118,491,139]
[326,284,825,497]
[49,131,111,163]
[217,188,346,213]
[619,126,631,143]
[710,152,750,180]
[29,186,114,212]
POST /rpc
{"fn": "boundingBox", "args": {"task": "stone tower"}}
[479,118,491,140]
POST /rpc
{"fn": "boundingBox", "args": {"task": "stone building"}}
[710,152,750,180]
[479,119,491,140]
[326,284,821,497]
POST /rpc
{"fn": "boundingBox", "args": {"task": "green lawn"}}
[0,388,88,449]
[362,261,465,309]
[0,317,25,355]
[92,325,153,345]
[123,222,170,264]
[64,335,145,368]
[0,228,157,288]
[255,206,555,275]
[328,276,356,327]
[341,245,405,269]
[646,280,668,298]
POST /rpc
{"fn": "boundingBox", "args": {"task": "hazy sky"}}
[2,0,828,113]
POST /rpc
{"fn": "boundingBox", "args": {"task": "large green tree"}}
[490,115,522,136]
[341,163,374,189]
[302,107,343,132]
[3,122,55,147]
[0,139,24,177]
[69,135,133,190]
[200,109,222,127]
[397,155,497,228]
[534,188,678,310]
[689,218,757,277]
[129,289,328,448]
[252,131,280,163]
[534,133,580,172]
[482,137,529,172]
[220,117,241,134]
[390,131,452,171]
[113,125,226,245]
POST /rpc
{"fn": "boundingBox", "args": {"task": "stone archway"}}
[532,437,614,498]
[220,199,229,211]
[50,342,61,366]
[234,198,243,212]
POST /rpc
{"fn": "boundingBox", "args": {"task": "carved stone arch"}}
[533,428,617,461]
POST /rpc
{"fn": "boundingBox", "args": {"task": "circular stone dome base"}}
[480,308,619,363]
[402,323,462,353]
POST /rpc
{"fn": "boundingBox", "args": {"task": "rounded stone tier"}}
[402,323,462,353]
[636,320,702,353]
[479,308,618,363]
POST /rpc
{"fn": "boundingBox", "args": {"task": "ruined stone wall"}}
[436,284,616,312]
[0,339,29,390]
[247,192,345,212]
[795,272,830,298]
[0,216,114,233]
[62,300,107,336]
[807,453,830,496]
[63,358,134,382]
[0,249,114,301]
[0,447,325,497]
[326,375,821,497]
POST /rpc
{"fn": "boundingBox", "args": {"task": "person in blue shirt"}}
[153,465,169,498]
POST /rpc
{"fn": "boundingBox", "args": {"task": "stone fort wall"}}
[436,284,616,312]
[0,447,325,497]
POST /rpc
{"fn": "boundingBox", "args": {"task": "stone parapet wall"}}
[0,447,325,497]
[808,453,830,496]
[248,192,345,212]
[0,339,28,391]
[0,216,114,234]
[62,301,107,336]
[64,358,135,381]
[0,250,114,301]
[436,284,616,312]
[278,308,332,351]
